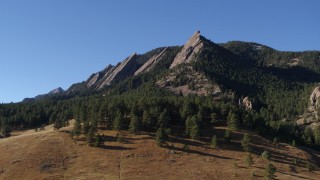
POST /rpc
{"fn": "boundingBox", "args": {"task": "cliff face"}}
[97,53,138,88]
[307,86,320,121]
[134,47,168,76]
[84,53,139,90]
[297,86,320,129]
[86,65,114,88]
[169,31,203,69]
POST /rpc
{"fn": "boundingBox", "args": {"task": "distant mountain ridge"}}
[22,87,64,102]
[24,31,320,102]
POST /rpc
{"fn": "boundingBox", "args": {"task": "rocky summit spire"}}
[169,31,203,69]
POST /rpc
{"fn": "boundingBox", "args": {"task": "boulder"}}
[239,96,252,110]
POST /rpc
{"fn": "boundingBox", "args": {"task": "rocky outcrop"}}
[170,31,204,69]
[134,47,168,76]
[84,53,140,90]
[48,87,64,95]
[86,69,111,88]
[87,73,102,88]
[156,65,222,96]
[298,86,320,127]
[307,86,320,120]
[310,86,320,107]
[239,97,252,110]
[287,58,302,67]
[86,65,114,88]
[97,53,138,89]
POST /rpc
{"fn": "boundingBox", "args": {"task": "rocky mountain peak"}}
[48,87,64,94]
[170,31,203,68]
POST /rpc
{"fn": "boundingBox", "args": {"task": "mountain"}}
[2,30,320,179]
[22,87,65,102]
[62,30,320,102]
[2,31,320,161]
[170,31,204,68]
[48,87,64,94]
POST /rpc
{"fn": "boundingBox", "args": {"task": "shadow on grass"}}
[99,145,134,151]
[161,139,233,160]
[276,170,317,180]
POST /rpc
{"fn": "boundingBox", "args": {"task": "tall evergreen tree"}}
[314,126,320,145]
[98,102,108,129]
[73,118,82,136]
[113,111,123,131]
[1,120,11,137]
[211,135,217,148]
[142,110,152,130]
[241,133,251,152]
[265,163,276,180]
[158,109,170,128]
[227,110,238,131]
[156,128,165,147]
[129,115,141,134]
[190,116,200,140]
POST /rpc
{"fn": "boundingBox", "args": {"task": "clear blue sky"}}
[0,0,319,103]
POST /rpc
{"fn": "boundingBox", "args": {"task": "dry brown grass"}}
[0,122,319,180]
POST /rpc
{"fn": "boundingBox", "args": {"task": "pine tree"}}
[113,111,123,131]
[181,100,195,119]
[261,150,271,161]
[80,105,88,122]
[49,112,57,124]
[54,118,63,131]
[73,118,82,136]
[98,102,108,129]
[197,110,203,122]
[185,116,193,135]
[83,120,90,134]
[158,109,170,128]
[241,133,251,152]
[304,127,314,144]
[210,112,217,123]
[245,152,253,167]
[183,144,189,152]
[87,127,96,146]
[291,139,296,147]
[1,121,11,137]
[142,110,152,129]
[273,137,279,147]
[306,161,315,172]
[156,128,165,147]
[94,134,105,147]
[211,135,217,148]
[129,115,141,134]
[314,126,320,145]
[190,123,200,140]
[116,132,123,143]
[227,110,238,131]
[224,129,231,142]
[264,163,276,180]
[307,136,313,144]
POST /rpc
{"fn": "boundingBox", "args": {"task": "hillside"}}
[1,31,320,179]
[0,121,319,179]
